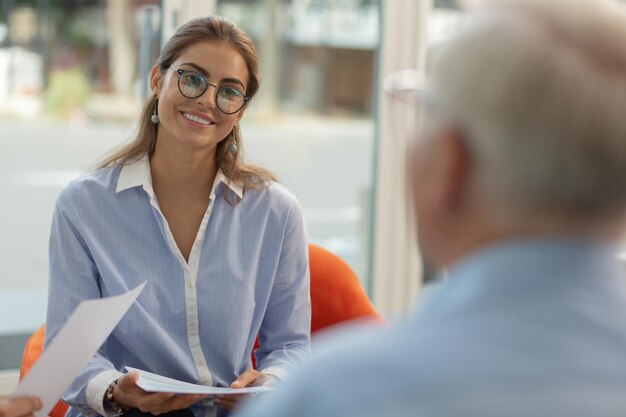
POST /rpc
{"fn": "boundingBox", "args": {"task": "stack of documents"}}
[127,367,274,396]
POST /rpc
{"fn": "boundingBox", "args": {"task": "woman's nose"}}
[197,84,218,109]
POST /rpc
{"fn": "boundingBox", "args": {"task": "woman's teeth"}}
[183,112,212,125]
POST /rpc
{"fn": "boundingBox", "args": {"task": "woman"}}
[45,16,311,417]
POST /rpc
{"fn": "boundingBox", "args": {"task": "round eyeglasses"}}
[171,68,250,114]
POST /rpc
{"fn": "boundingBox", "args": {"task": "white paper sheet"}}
[126,367,274,396]
[13,282,147,417]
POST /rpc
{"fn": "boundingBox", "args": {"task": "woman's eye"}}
[184,75,200,85]
[221,87,240,99]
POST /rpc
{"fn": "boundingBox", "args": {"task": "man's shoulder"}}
[237,318,466,417]
[243,313,626,417]
[331,320,436,371]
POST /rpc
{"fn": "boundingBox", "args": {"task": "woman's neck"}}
[150,144,218,199]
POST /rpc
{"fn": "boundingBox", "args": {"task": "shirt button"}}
[186,281,192,288]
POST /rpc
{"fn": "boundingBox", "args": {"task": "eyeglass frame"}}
[170,67,250,115]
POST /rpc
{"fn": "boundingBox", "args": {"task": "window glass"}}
[0,0,378,370]
[216,0,378,282]
[0,1,151,369]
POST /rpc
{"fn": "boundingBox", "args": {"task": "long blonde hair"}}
[97,16,276,196]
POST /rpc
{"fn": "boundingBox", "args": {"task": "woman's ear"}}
[235,107,246,122]
[149,65,162,96]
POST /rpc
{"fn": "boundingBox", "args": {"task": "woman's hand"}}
[214,369,275,411]
[114,372,206,415]
[0,396,42,417]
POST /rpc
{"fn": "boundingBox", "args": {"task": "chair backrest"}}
[308,243,381,333]
[20,324,69,417]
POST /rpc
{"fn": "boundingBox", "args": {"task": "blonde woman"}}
[45,17,310,417]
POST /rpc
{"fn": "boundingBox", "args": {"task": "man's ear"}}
[434,128,471,210]
[149,65,162,95]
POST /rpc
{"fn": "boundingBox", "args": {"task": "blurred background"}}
[0,0,466,379]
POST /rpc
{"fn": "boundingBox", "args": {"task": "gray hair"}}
[429,0,626,221]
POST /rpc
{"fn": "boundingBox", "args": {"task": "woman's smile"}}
[180,111,216,128]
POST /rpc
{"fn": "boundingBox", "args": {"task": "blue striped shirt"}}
[45,156,311,417]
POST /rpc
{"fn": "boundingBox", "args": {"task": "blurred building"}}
[0,0,384,120]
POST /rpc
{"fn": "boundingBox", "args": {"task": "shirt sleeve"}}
[255,194,312,377]
[45,183,119,416]
[86,369,124,416]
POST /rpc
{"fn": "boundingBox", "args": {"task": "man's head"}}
[411,0,626,267]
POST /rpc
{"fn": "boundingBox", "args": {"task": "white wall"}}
[0,370,19,395]
[371,0,432,318]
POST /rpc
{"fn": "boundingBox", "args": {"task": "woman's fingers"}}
[137,393,206,415]
[219,369,258,410]
[116,371,139,391]
[116,372,221,414]
[231,369,262,388]
[114,372,206,414]
[214,394,243,411]
[166,394,206,411]
[217,369,274,411]
[135,392,175,413]
[114,372,145,408]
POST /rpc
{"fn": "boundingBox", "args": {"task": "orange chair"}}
[20,325,69,417]
[21,243,381,416]
[308,243,381,332]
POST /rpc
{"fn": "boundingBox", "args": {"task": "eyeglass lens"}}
[177,70,246,114]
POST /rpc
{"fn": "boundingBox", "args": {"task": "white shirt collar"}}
[115,155,244,199]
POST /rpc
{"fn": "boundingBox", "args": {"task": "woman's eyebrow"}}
[221,78,246,90]
[179,62,246,90]
[179,62,208,76]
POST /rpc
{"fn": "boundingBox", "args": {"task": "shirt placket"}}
[146,189,216,400]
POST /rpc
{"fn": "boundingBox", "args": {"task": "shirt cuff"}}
[259,366,287,381]
[86,369,124,417]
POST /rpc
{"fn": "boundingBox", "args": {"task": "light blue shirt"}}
[236,239,626,417]
[45,157,311,417]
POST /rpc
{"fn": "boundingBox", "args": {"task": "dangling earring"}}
[229,140,238,154]
[229,124,238,154]
[150,99,159,124]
